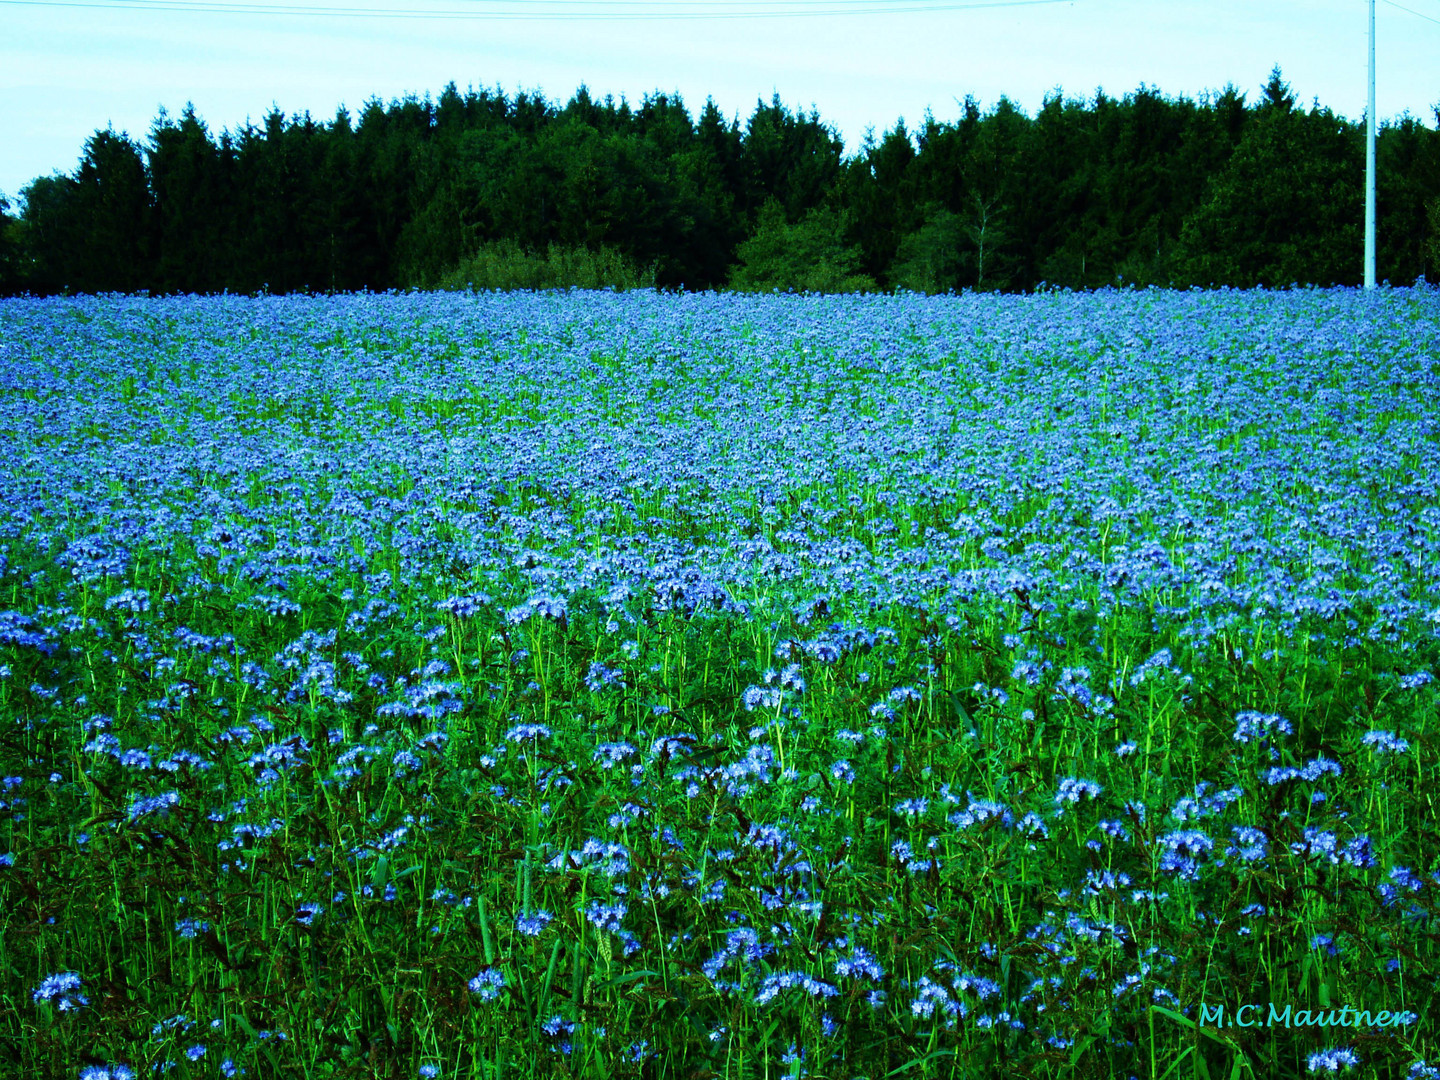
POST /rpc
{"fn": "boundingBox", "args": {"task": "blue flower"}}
[910,976,965,1023]
[742,684,784,711]
[585,662,626,692]
[1226,826,1268,862]
[1157,830,1214,880]
[1265,756,1342,786]
[950,798,1013,830]
[592,742,637,769]
[835,946,885,982]
[104,589,150,613]
[33,972,88,1012]
[531,596,568,622]
[1309,934,1338,956]
[1233,710,1293,743]
[894,797,928,818]
[754,970,838,1005]
[436,593,489,618]
[468,968,505,1001]
[1386,865,1425,896]
[1361,729,1410,754]
[1019,812,1049,839]
[584,899,627,934]
[417,730,448,751]
[295,902,323,926]
[126,790,179,822]
[1098,819,1129,841]
[517,910,554,936]
[1083,869,1131,894]
[541,1015,575,1054]
[1306,1047,1360,1072]
[1054,777,1102,812]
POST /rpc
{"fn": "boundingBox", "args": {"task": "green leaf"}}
[1150,1005,1195,1030]
[537,939,562,1016]
[1149,1006,1236,1048]
[478,897,495,966]
[1156,1045,1195,1080]
[593,969,660,992]
[949,691,973,731]
[887,1050,956,1076]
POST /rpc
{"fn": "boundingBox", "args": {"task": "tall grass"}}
[1,286,1437,1079]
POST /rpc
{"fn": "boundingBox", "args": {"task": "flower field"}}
[1,286,1438,1079]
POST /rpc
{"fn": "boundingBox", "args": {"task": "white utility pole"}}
[1365,0,1377,289]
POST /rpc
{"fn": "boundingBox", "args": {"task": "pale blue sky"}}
[3,0,1438,204]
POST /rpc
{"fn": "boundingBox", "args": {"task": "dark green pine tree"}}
[148,104,228,293]
[683,98,747,287]
[960,97,1028,289]
[1025,91,1100,290]
[17,174,80,294]
[318,106,378,292]
[846,120,920,287]
[354,97,417,288]
[740,95,845,223]
[232,109,335,291]
[1374,112,1440,284]
[68,127,154,292]
[882,99,982,291]
[1179,67,1364,287]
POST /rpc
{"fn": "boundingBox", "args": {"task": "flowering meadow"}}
[2,286,1439,1080]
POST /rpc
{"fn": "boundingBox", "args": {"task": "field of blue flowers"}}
[1,286,1438,1080]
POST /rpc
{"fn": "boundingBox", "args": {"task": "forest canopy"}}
[2,67,1438,295]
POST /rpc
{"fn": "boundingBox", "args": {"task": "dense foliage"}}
[3,68,1438,296]
[2,288,1439,1079]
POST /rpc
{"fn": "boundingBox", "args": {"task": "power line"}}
[1379,0,1440,25]
[0,0,1079,19]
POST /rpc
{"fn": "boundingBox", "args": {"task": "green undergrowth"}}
[3,572,1437,1079]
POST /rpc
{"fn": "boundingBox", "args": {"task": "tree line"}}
[2,67,1438,296]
